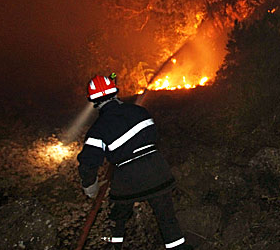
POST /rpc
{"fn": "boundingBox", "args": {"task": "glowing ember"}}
[268,8,276,13]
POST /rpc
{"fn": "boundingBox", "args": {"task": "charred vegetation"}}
[1,3,280,250]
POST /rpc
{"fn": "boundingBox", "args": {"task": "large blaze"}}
[140,44,215,93]
[135,0,268,94]
[145,74,209,92]
[144,54,211,92]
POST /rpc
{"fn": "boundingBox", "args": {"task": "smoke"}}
[77,0,268,96]
[0,0,270,122]
[0,0,102,106]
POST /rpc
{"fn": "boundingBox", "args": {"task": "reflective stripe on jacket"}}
[77,100,175,201]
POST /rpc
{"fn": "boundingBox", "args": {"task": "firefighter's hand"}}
[83,177,99,198]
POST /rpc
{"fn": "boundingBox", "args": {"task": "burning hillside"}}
[1,1,280,250]
[133,0,270,93]
[76,0,275,96]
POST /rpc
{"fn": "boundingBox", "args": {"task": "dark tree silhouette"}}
[76,0,269,96]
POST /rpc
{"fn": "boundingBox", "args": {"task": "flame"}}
[194,12,205,29]
[135,0,265,95]
[144,75,210,92]
[268,8,276,14]
[135,51,212,94]
[199,77,208,86]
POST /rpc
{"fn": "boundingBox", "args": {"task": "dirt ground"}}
[1,91,280,250]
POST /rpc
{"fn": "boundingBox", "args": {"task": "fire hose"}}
[75,72,152,249]
[75,73,120,250]
[75,163,113,250]
[74,41,207,247]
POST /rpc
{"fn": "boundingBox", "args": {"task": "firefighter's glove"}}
[83,177,99,198]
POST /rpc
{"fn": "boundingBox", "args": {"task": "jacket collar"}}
[99,99,121,114]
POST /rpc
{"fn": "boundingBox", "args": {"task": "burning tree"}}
[76,0,269,96]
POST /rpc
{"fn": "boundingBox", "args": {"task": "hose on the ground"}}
[75,163,113,250]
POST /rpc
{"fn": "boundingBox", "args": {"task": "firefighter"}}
[77,74,193,250]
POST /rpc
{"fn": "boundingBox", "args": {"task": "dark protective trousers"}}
[107,192,187,249]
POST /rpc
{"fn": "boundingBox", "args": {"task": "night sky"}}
[0,0,269,113]
[0,0,103,108]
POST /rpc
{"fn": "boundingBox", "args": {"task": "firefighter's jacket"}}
[77,100,175,202]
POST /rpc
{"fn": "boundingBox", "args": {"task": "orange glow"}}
[35,140,76,165]
[27,137,79,168]
[199,77,208,86]
[145,75,210,92]
[194,12,204,28]
[44,142,72,162]
[268,8,276,13]
[135,0,263,95]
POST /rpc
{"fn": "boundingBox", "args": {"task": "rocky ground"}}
[0,90,280,250]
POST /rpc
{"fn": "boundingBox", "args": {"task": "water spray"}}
[37,44,195,163]
[135,40,193,105]
[76,57,200,248]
